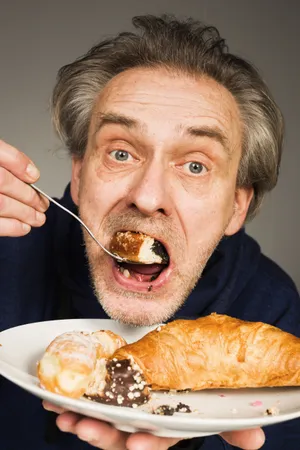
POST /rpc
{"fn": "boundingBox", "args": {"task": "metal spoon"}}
[31,183,130,264]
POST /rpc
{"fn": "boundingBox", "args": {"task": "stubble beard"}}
[83,230,224,326]
[78,198,229,326]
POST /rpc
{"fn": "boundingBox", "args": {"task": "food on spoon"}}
[100,313,300,407]
[109,231,169,264]
[37,330,126,398]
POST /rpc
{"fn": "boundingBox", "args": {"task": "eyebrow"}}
[95,112,141,132]
[183,125,231,155]
[95,111,230,155]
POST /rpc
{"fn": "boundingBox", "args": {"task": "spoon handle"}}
[30,183,123,262]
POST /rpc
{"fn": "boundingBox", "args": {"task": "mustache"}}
[102,211,179,242]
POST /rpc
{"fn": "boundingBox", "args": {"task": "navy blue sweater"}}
[0,185,300,450]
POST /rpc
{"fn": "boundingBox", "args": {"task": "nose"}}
[126,159,172,217]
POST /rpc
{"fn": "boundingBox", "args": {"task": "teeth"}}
[118,265,131,278]
[123,269,131,278]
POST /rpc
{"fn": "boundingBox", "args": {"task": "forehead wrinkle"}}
[92,110,234,159]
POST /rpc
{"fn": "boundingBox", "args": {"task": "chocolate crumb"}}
[148,285,153,292]
[265,407,279,416]
[175,402,192,413]
[153,405,175,416]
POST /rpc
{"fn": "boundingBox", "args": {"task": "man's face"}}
[71,67,251,326]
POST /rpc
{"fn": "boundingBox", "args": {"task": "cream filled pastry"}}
[37,330,126,398]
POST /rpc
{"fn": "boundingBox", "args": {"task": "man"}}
[0,14,299,450]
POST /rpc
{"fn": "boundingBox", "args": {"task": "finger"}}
[56,412,83,433]
[0,167,49,212]
[74,418,128,449]
[42,401,67,415]
[220,428,265,450]
[0,140,40,183]
[127,433,180,450]
[0,194,46,227]
[0,218,31,237]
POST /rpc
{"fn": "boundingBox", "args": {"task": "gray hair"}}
[52,14,284,220]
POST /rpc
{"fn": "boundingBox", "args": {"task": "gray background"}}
[1,0,299,289]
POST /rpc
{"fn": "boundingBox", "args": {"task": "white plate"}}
[1,319,300,439]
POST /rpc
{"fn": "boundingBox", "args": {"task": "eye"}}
[110,150,133,162]
[182,161,207,175]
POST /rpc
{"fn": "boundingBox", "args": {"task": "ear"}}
[70,157,83,206]
[224,187,254,236]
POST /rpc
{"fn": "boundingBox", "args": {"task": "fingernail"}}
[22,223,31,233]
[36,211,45,223]
[43,403,53,411]
[26,163,40,180]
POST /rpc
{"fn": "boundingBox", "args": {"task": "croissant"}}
[37,330,126,398]
[102,313,300,407]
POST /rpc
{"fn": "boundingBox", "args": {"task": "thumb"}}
[220,428,265,449]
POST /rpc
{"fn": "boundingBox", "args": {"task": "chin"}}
[88,256,196,326]
[92,275,189,326]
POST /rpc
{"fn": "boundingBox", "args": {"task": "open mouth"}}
[109,231,171,292]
